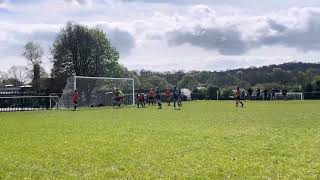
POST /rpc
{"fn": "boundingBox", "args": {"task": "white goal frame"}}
[74,75,135,106]
[54,75,136,109]
[275,92,304,101]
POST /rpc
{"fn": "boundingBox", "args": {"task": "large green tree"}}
[139,75,171,90]
[51,22,121,80]
[178,74,199,90]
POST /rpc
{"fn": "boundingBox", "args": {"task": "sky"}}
[1,0,320,72]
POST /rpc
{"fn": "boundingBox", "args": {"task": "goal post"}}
[275,92,304,101]
[58,75,135,109]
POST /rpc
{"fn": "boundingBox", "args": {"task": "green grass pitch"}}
[0,101,320,179]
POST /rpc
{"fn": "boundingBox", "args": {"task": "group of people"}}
[71,88,126,111]
[233,87,291,107]
[244,88,288,100]
[135,87,183,110]
[72,86,288,111]
[70,87,184,111]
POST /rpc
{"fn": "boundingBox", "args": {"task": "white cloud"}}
[0,0,320,72]
[0,0,9,8]
[165,6,320,55]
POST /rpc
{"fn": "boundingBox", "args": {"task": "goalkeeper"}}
[72,90,80,111]
[113,88,124,107]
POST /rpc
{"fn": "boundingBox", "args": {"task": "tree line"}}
[1,22,320,97]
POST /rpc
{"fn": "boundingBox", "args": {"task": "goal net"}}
[275,92,304,101]
[58,76,135,109]
[0,96,59,112]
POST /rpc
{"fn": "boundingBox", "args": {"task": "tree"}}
[195,71,211,85]
[305,69,315,84]
[304,83,313,92]
[314,80,320,91]
[0,70,9,87]
[207,86,219,100]
[296,71,306,88]
[139,75,171,90]
[118,65,141,90]
[178,75,199,90]
[271,68,291,84]
[51,22,121,81]
[236,71,244,80]
[23,41,44,91]
[161,70,185,86]
[7,66,29,86]
[238,80,251,90]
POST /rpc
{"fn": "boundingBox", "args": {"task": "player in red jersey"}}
[148,88,156,106]
[72,90,80,111]
[164,88,172,106]
[235,86,244,107]
[113,88,123,107]
[136,93,146,108]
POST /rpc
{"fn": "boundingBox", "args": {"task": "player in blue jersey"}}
[178,89,183,107]
[173,86,180,110]
[155,87,162,109]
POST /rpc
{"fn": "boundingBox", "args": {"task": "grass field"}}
[0,101,320,179]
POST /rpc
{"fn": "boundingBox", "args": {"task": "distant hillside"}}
[228,62,320,74]
[134,62,320,92]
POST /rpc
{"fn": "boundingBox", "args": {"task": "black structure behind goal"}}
[0,86,59,112]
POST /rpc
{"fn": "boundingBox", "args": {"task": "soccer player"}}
[263,89,268,100]
[173,86,180,110]
[165,88,172,106]
[241,89,246,101]
[135,93,140,107]
[148,88,155,106]
[282,88,288,101]
[72,90,80,111]
[140,93,146,107]
[119,90,125,105]
[113,88,122,107]
[178,89,183,107]
[235,86,244,107]
[247,88,253,100]
[155,87,162,109]
[271,88,276,100]
[256,88,261,100]
[136,93,146,108]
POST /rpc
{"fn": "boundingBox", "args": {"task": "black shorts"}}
[236,96,241,100]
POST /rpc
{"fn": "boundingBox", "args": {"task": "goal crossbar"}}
[75,76,134,81]
[275,92,304,100]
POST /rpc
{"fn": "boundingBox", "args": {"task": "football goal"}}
[57,75,135,109]
[275,92,304,101]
